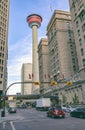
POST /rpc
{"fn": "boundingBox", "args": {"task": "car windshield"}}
[73,107,85,111]
[54,106,62,110]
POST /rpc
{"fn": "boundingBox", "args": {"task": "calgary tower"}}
[27,14,42,93]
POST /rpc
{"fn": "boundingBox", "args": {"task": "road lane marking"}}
[10,121,16,130]
[3,122,6,129]
[13,118,50,123]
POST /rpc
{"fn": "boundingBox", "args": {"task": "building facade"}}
[38,10,83,104]
[68,0,85,103]
[47,10,79,81]
[0,0,10,95]
[21,63,32,95]
[69,0,85,78]
[38,38,50,94]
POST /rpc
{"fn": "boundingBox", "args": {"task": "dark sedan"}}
[47,106,65,118]
[70,107,85,119]
[8,107,17,113]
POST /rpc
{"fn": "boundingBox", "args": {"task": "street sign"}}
[34,82,40,85]
[50,81,57,86]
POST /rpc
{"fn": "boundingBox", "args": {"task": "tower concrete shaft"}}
[27,14,42,94]
[32,25,39,92]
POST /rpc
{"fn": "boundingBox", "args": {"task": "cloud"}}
[8,35,32,94]
[9,34,32,53]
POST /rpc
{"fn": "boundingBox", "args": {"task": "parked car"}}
[8,107,16,113]
[47,106,65,118]
[70,107,85,119]
[61,105,67,111]
[61,105,75,112]
[65,105,75,112]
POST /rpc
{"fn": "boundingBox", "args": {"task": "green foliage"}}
[73,94,79,104]
[62,95,67,104]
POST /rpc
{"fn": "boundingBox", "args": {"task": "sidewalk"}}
[0,109,22,123]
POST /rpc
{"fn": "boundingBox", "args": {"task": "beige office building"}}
[68,0,85,103]
[38,38,50,94]
[21,63,32,95]
[69,0,85,78]
[46,10,79,81]
[0,0,10,94]
[38,10,80,103]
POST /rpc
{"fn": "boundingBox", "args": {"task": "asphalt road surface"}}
[0,108,85,130]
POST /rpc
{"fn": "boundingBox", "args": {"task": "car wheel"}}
[80,115,84,119]
[51,115,55,118]
[70,113,73,117]
[62,115,65,118]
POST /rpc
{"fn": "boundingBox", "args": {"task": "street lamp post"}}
[3,81,33,117]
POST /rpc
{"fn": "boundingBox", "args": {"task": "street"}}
[0,108,85,130]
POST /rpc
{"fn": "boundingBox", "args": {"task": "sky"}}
[8,0,70,95]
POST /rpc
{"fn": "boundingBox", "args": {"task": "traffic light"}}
[50,81,57,86]
[66,81,72,86]
[0,96,4,109]
[34,82,40,85]
[0,96,3,102]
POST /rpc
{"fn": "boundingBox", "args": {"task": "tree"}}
[62,95,67,104]
[73,94,79,104]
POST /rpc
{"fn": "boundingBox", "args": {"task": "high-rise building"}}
[69,0,85,79]
[46,10,79,81]
[21,63,32,95]
[0,0,10,95]
[38,38,50,94]
[68,0,85,103]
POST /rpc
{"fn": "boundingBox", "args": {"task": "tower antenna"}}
[49,0,53,12]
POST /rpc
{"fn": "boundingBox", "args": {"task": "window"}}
[73,65,76,71]
[71,51,74,56]
[67,22,70,29]
[0,81,2,84]
[0,74,3,78]
[76,21,79,27]
[82,23,85,32]
[1,74,3,78]
[79,38,82,45]
[79,10,85,22]
[0,66,3,72]
[81,48,84,56]
[78,30,80,36]
[72,58,75,63]
[83,59,85,66]
[75,13,77,17]
[84,35,85,41]
[69,38,72,42]
[51,49,54,55]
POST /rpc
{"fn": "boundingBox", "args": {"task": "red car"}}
[47,106,65,118]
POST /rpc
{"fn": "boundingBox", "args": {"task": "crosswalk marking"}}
[10,121,16,130]
[3,122,6,129]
